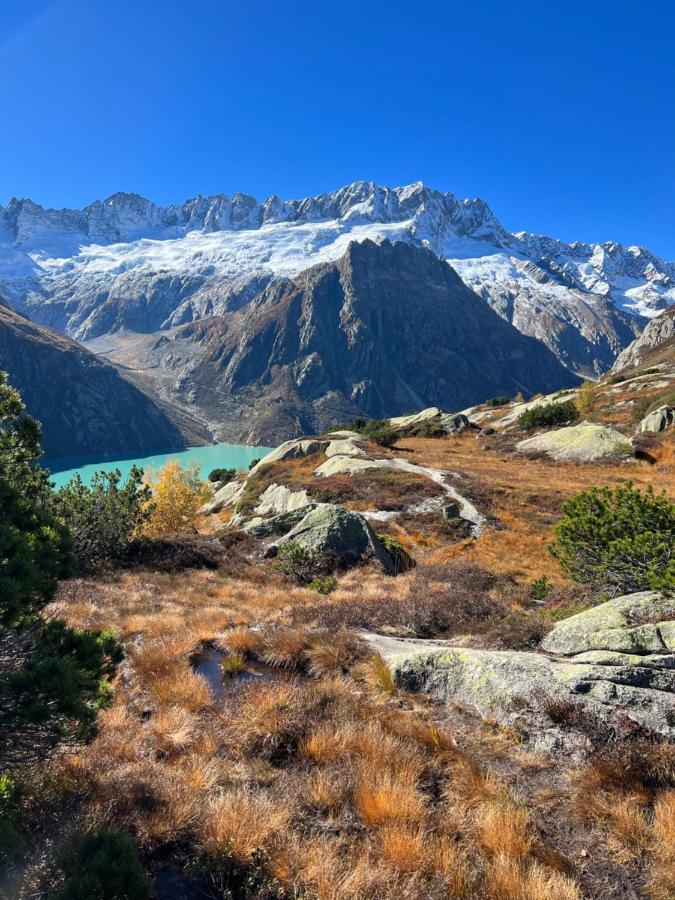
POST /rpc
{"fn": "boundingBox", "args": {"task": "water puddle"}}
[191,646,286,699]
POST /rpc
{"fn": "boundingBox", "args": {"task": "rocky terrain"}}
[0,300,194,457]
[611,305,675,374]
[89,240,580,444]
[0,181,662,376]
[5,329,674,899]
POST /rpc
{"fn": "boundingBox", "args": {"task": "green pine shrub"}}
[517,400,579,431]
[549,483,674,594]
[485,395,510,408]
[207,466,236,484]
[54,467,151,570]
[56,829,151,900]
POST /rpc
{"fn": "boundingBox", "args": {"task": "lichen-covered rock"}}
[199,479,244,514]
[243,504,317,537]
[385,591,675,752]
[516,423,633,462]
[637,404,674,434]
[275,504,395,572]
[253,483,311,517]
[315,456,385,478]
[325,439,367,458]
[540,591,674,655]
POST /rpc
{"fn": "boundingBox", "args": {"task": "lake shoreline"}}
[43,442,274,490]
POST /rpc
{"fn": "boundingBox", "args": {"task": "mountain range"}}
[2,181,671,377]
[1,180,672,450]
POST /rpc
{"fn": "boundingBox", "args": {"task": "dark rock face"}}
[170,240,579,443]
[0,302,185,458]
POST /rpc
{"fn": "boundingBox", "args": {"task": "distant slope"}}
[0,181,657,375]
[0,301,187,458]
[610,305,675,374]
[146,240,579,444]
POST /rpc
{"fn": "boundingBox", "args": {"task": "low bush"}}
[380,535,416,574]
[517,400,579,431]
[485,395,510,408]
[0,775,21,866]
[248,458,261,470]
[549,482,675,594]
[338,417,400,448]
[55,467,150,569]
[56,829,151,900]
[208,467,236,484]
[294,562,511,638]
[275,541,333,585]
[309,575,338,594]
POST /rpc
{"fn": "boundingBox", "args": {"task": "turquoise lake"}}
[43,442,274,490]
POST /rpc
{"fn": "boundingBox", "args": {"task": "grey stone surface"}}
[637,404,674,434]
[275,504,395,572]
[516,423,634,461]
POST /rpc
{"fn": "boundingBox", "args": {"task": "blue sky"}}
[1,0,674,257]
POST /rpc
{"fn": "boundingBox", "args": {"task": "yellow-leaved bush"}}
[141,460,211,537]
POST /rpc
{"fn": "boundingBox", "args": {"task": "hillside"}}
[118,239,580,444]
[0,301,191,458]
[13,353,670,900]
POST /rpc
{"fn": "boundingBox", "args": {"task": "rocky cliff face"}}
[148,240,579,444]
[0,181,661,375]
[0,302,187,458]
[610,305,675,374]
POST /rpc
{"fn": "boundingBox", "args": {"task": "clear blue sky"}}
[1,0,674,257]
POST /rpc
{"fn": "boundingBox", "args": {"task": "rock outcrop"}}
[516,423,634,462]
[611,305,675,374]
[384,592,675,753]
[272,504,396,572]
[637,405,674,434]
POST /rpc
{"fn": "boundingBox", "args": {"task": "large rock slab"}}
[516,423,634,462]
[386,592,675,752]
[637,404,674,434]
[325,439,367,458]
[275,504,395,572]
[315,456,386,478]
[253,483,311,517]
[540,591,675,655]
[199,479,245,515]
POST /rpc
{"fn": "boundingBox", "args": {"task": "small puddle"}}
[191,646,286,699]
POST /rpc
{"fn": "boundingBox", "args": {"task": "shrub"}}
[368,426,399,448]
[380,535,416,574]
[56,829,151,900]
[248,457,261,470]
[1,621,123,744]
[531,575,553,601]
[517,400,579,431]
[549,483,675,594]
[275,541,331,585]
[208,467,236,484]
[142,460,211,537]
[55,467,151,569]
[0,775,21,866]
[485,395,510,408]
[341,417,399,448]
[0,372,72,625]
[309,575,338,594]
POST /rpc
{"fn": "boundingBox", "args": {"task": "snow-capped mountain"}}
[1,181,671,374]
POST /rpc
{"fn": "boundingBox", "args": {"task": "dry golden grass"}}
[353,764,426,826]
[647,790,675,900]
[46,425,673,899]
[198,789,294,861]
